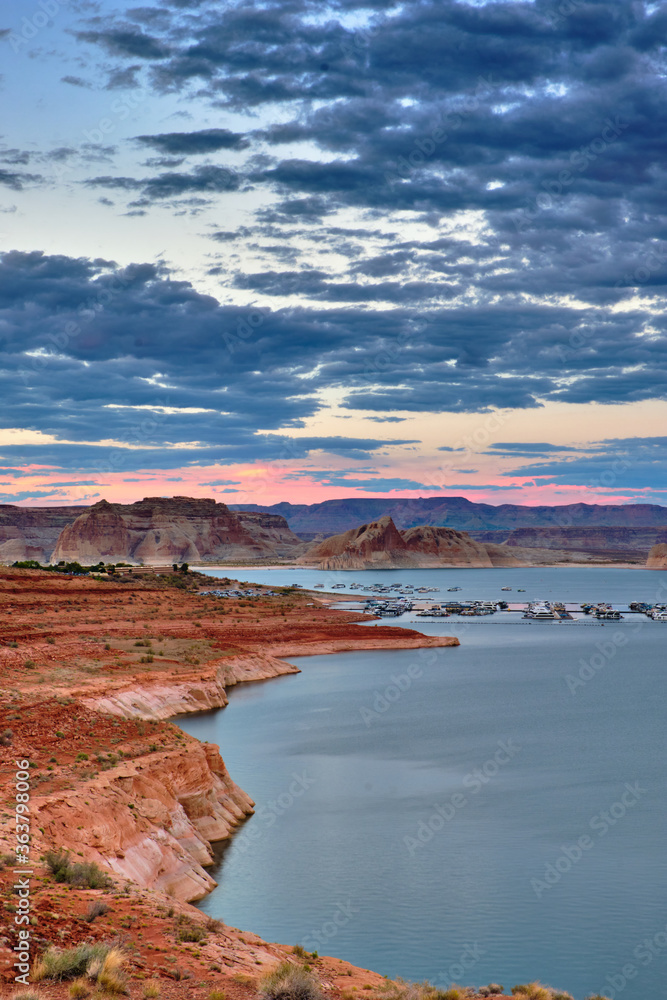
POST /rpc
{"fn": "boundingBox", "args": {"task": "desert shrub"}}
[170,968,192,981]
[140,654,154,663]
[0,728,13,746]
[552,993,573,1000]
[205,915,225,933]
[33,942,114,981]
[11,991,43,1000]
[175,917,207,943]
[143,983,161,998]
[44,849,112,889]
[511,986,551,1000]
[24,659,35,669]
[259,962,322,1000]
[292,945,307,958]
[209,992,226,1000]
[85,899,110,922]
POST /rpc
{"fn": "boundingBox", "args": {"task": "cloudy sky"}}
[1,0,666,508]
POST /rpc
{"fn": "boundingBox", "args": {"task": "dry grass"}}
[68,981,91,999]
[34,942,127,994]
[511,986,553,1000]
[259,962,322,1000]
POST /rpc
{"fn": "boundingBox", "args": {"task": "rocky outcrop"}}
[647,543,667,569]
[300,517,493,569]
[82,654,301,721]
[50,497,303,565]
[34,742,254,901]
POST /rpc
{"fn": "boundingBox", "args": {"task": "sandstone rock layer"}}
[50,496,303,565]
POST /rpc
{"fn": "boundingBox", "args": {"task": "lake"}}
[178,567,667,1000]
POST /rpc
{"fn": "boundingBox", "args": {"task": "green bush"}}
[259,962,322,1000]
[44,849,112,889]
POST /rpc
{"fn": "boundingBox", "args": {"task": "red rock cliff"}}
[51,496,302,565]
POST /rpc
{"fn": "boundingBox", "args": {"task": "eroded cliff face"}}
[50,497,303,565]
[34,741,254,901]
[647,542,667,569]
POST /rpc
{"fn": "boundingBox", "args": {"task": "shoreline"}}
[193,561,648,571]
[0,565,630,999]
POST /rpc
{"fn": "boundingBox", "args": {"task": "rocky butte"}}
[298,516,494,569]
[50,496,305,565]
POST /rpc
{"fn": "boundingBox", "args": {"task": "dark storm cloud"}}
[71,0,667,312]
[86,163,239,199]
[134,129,250,154]
[0,250,420,468]
[4,249,664,482]
[7,1,667,488]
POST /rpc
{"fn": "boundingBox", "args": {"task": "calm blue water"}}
[194,563,667,605]
[179,568,667,1000]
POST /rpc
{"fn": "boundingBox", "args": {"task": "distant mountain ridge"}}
[230,497,667,535]
[1,495,666,567]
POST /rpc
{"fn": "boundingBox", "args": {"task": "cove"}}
[178,569,667,1000]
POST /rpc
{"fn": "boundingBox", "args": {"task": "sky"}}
[1,0,666,509]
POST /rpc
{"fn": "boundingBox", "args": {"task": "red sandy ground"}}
[0,568,517,1000]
